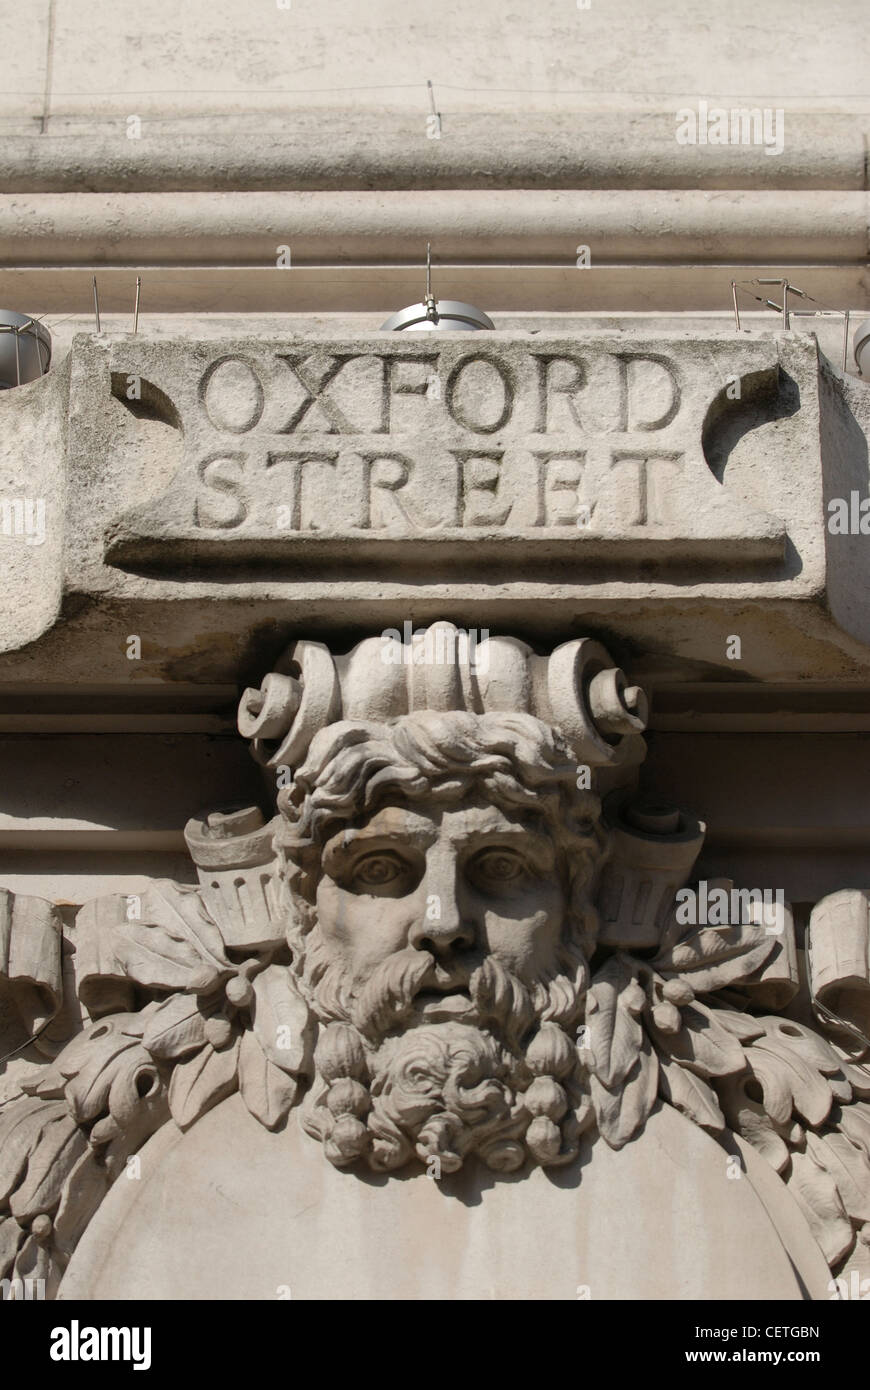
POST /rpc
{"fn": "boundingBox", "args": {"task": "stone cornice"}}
[0,113,866,193]
[0,190,867,268]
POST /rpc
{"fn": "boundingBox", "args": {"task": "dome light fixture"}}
[0,311,51,389]
[853,319,870,378]
[380,244,493,332]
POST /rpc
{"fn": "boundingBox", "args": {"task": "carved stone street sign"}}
[3,328,870,688]
[101,335,786,567]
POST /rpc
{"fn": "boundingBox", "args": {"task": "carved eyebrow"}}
[461,826,555,863]
[327,824,436,855]
[461,822,549,840]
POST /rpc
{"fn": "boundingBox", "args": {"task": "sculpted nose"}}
[410,847,475,955]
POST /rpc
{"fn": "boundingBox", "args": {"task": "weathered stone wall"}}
[2,0,870,1308]
[1,0,868,314]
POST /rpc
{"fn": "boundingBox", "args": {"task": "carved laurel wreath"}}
[2,875,870,1298]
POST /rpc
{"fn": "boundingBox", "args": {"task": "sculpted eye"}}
[469,849,528,883]
[352,853,408,888]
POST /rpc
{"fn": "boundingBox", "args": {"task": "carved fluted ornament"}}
[238,626,648,772]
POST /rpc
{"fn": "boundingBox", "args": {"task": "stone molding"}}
[1,189,865,268]
[0,113,864,194]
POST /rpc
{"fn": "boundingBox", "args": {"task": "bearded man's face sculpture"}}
[275,709,606,1176]
[4,628,867,1305]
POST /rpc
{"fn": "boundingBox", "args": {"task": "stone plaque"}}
[97,335,790,571]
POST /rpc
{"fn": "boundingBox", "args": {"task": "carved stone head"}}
[274,709,607,1173]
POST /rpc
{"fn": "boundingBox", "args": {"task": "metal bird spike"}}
[730,280,741,332]
[424,243,438,320]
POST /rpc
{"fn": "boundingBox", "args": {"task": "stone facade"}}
[2,0,870,1304]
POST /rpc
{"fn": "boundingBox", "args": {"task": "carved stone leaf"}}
[8,1113,89,1223]
[787,1150,854,1267]
[740,1053,792,1130]
[591,1036,658,1149]
[758,1017,848,1077]
[839,1102,870,1160]
[832,1055,870,1098]
[13,1229,60,1299]
[117,1006,156,1039]
[805,1130,870,1224]
[652,1000,747,1078]
[41,1014,139,1080]
[238,1029,298,1131]
[21,1067,67,1100]
[653,922,774,995]
[251,964,315,1076]
[0,1098,67,1204]
[750,1038,833,1128]
[0,1092,53,1140]
[168,1036,240,1131]
[113,921,226,994]
[137,881,231,969]
[0,1216,25,1279]
[656,1050,725,1132]
[826,1074,853,1105]
[739,1112,791,1173]
[101,1086,169,1185]
[716,1073,791,1172]
[63,1031,143,1125]
[584,955,643,1089]
[713,1009,766,1043]
[142,993,209,1060]
[52,1148,110,1258]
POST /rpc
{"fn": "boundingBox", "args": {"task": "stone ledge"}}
[1,190,866,267]
[4,267,869,318]
[0,113,865,192]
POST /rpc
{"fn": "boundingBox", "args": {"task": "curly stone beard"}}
[294,935,593,1174]
[277,710,604,1175]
